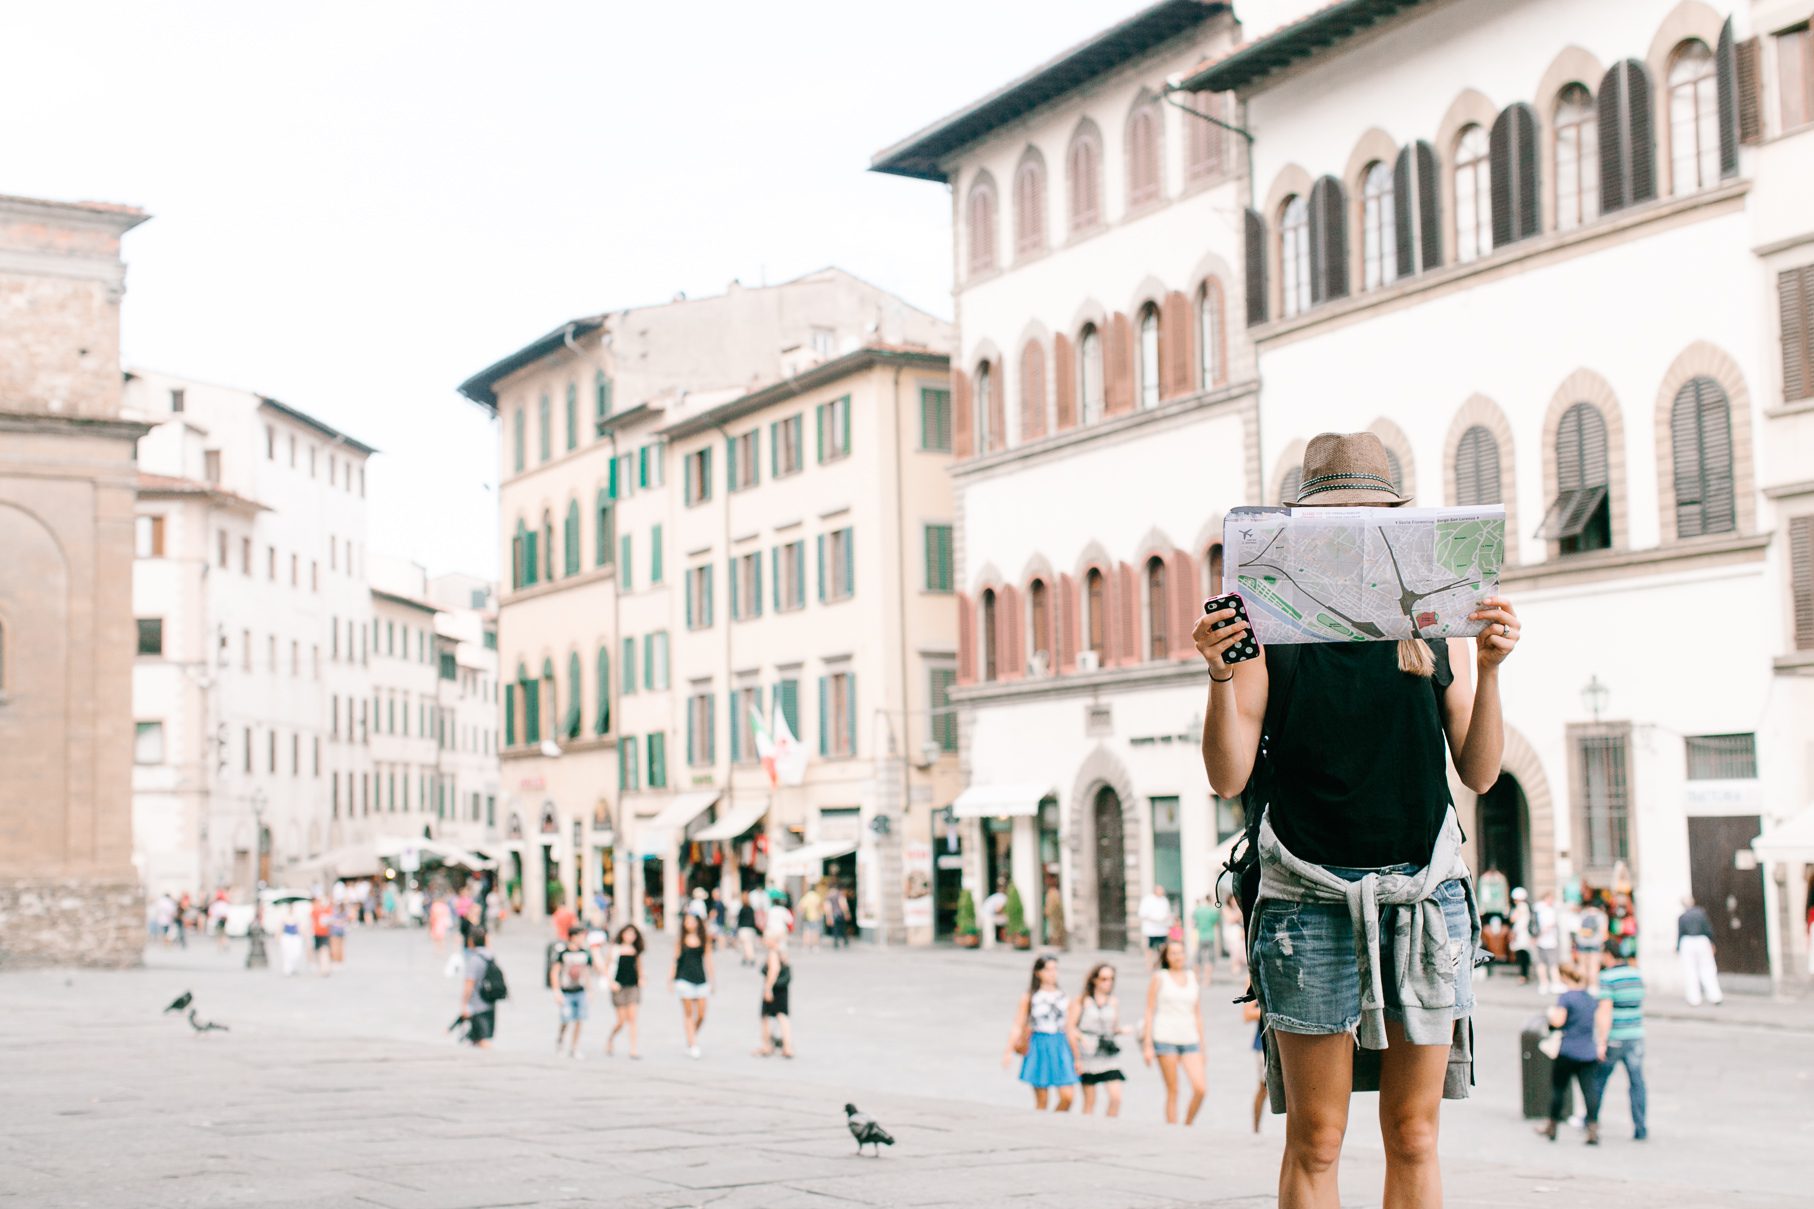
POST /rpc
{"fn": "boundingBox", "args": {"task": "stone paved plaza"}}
[2,923,1809,1208]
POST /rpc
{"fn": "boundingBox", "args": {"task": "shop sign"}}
[902,840,932,929]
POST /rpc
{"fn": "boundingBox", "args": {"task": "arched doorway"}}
[1477,774,1531,892]
[1093,787,1127,950]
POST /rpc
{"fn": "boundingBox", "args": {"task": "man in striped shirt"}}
[1595,949,1648,1140]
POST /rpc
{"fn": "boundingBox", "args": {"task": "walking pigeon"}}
[162,991,193,1014]
[843,1104,894,1157]
[187,1009,229,1033]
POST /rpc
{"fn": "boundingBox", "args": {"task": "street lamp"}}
[1581,675,1610,722]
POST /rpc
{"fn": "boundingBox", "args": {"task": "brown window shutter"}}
[1780,266,1814,403]
[1170,548,1198,659]
[1244,208,1268,325]
[1056,573,1079,672]
[956,592,976,684]
[1161,291,1190,400]
[1791,516,1814,650]
[952,368,975,458]
[1053,333,1077,429]
[1103,563,1126,665]
[1118,562,1141,667]
[1736,36,1763,144]
[987,366,1007,453]
[1020,342,1047,441]
[996,585,1021,678]
[1105,312,1134,415]
[1716,18,1741,177]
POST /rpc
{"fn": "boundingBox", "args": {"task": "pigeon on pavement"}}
[187,1009,229,1033]
[844,1103,894,1157]
[162,991,193,1014]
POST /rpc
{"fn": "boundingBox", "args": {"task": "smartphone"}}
[1204,593,1259,665]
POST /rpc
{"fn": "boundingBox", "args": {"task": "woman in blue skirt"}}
[1003,955,1079,1110]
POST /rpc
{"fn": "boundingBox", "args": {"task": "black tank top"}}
[674,940,706,984]
[1269,642,1451,869]
[615,952,638,987]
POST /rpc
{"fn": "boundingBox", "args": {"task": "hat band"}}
[1297,471,1398,500]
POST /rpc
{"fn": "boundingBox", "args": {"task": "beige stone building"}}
[457,268,958,939]
[0,191,149,967]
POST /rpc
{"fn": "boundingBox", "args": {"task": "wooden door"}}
[1687,815,1770,976]
[1094,788,1127,950]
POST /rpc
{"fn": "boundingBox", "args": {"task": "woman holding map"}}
[1195,432,1520,1209]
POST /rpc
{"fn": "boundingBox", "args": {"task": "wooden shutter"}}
[1105,312,1134,414]
[1308,176,1347,304]
[952,368,974,459]
[1056,573,1079,672]
[1244,208,1268,325]
[1672,378,1736,538]
[1053,333,1077,429]
[1515,105,1539,240]
[816,534,826,601]
[1392,145,1416,278]
[1489,109,1514,250]
[842,530,854,598]
[817,677,829,754]
[1791,516,1814,650]
[1169,549,1198,659]
[1716,18,1741,177]
[1455,425,1501,506]
[1598,65,1628,212]
[957,592,976,684]
[1736,35,1763,144]
[1780,266,1814,403]
[1491,104,1540,246]
[1162,290,1191,400]
[1120,563,1141,667]
[1020,342,1046,440]
[1406,142,1442,271]
[1557,403,1609,491]
[1626,60,1657,204]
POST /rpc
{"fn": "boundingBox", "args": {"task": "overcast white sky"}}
[3,0,1147,580]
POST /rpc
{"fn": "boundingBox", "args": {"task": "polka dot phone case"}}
[1204,593,1259,664]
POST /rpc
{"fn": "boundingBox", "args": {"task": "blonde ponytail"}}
[1396,638,1435,677]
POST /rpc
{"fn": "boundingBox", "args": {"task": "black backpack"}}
[1220,638,1452,1002]
[477,955,509,1004]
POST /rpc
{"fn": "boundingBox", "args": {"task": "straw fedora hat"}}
[1292,432,1410,506]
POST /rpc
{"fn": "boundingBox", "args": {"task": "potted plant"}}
[1005,883,1032,949]
[954,889,980,948]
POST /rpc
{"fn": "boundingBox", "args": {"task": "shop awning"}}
[952,783,1053,820]
[770,839,858,877]
[634,790,721,856]
[694,796,768,843]
[1752,808,1814,864]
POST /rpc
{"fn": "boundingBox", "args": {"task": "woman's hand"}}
[1142,1042,1155,1068]
[1192,607,1251,678]
[1001,1046,1014,1071]
[1469,596,1521,669]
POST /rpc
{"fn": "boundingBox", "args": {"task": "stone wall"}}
[0,878,143,969]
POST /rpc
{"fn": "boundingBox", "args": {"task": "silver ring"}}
[1500,623,1510,637]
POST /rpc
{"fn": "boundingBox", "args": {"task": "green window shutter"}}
[512,408,525,472]
[638,445,649,489]
[622,637,635,695]
[726,435,738,491]
[771,546,781,611]
[729,558,740,621]
[750,430,760,486]
[650,524,663,583]
[752,554,764,617]
[845,674,856,757]
[922,525,935,590]
[620,535,632,590]
[504,681,516,746]
[839,396,851,456]
[682,454,692,504]
[815,403,825,463]
[769,421,779,477]
[617,737,626,790]
[525,531,538,584]
[685,569,695,628]
[597,648,610,734]
[704,565,714,626]
[608,457,619,501]
[566,652,582,738]
[843,529,854,598]
[730,689,742,763]
[686,699,696,766]
[816,534,826,601]
[566,384,577,451]
[660,632,671,688]
[703,446,712,499]
[794,542,806,608]
[818,676,829,755]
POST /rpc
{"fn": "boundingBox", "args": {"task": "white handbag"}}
[1537,1030,1563,1060]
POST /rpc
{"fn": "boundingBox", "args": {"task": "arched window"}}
[1126,97,1162,209]
[981,589,999,681]
[1598,59,1657,212]
[1543,402,1612,554]
[975,361,1003,454]
[1067,122,1103,233]
[1136,305,1161,409]
[1361,161,1396,290]
[1019,341,1047,441]
[1281,464,1304,505]
[1670,376,1736,537]
[1488,103,1540,247]
[1455,425,1502,506]
[1029,579,1051,664]
[1186,92,1228,181]
[563,499,580,576]
[1555,84,1599,229]
[1013,152,1047,257]
[1204,542,1225,596]
[1279,195,1311,318]
[1197,280,1225,389]
[566,651,583,739]
[1078,325,1105,423]
[541,509,555,582]
[1454,124,1491,263]
[1085,568,1106,658]
[595,646,611,735]
[1669,41,1720,195]
[1145,556,1167,660]
[966,173,998,275]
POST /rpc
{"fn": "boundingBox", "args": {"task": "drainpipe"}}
[711,418,736,913]
[888,362,912,945]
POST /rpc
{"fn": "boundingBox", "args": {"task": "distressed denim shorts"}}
[1252,863,1474,1037]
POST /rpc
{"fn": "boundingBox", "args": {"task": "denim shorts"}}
[1253,864,1474,1037]
[676,980,710,1001]
[1152,1041,1199,1056]
[559,991,588,1022]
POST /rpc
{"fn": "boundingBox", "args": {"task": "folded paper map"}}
[1222,505,1506,644]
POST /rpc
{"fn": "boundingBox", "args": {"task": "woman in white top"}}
[1142,937,1207,1124]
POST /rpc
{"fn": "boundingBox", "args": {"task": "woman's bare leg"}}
[1157,1053,1180,1124]
[1181,1051,1208,1124]
[1080,1084,1097,1115]
[1033,1087,1049,1111]
[1275,1031,1355,1209]
[1376,1019,1450,1209]
[1055,1085,1075,1112]
[1105,1081,1123,1118]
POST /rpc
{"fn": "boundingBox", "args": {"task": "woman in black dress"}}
[604,923,644,1058]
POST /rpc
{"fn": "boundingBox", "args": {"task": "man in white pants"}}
[1676,895,1723,1006]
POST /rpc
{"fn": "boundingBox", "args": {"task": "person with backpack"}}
[459,925,506,1049]
[1196,432,1520,1209]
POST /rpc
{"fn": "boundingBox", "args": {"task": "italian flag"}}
[751,704,779,788]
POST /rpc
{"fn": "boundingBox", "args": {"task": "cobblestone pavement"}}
[2,923,1808,1207]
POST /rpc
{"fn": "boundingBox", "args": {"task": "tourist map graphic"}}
[1222,505,1506,644]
